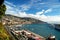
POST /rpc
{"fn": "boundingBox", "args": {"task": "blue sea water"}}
[21,23,60,40]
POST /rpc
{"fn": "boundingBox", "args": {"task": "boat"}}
[54,24,60,31]
[47,34,55,40]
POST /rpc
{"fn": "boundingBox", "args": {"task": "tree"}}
[0,4,6,18]
[0,0,4,6]
[0,0,6,23]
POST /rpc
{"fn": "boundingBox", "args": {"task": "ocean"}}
[20,23,60,40]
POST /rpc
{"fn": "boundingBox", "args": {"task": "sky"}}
[4,0,60,24]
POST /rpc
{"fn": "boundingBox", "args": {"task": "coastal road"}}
[4,25,17,40]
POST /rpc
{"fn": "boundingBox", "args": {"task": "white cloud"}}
[18,12,28,17]
[5,1,60,24]
[20,4,31,11]
[31,0,42,3]
[5,1,16,7]
[42,16,60,24]
[6,5,12,9]
[39,3,45,4]
[36,8,52,15]
[36,10,44,15]
[45,9,52,13]
[5,5,17,15]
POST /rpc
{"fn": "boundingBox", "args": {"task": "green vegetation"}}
[0,4,6,19]
[0,0,13,40]
[0,23,10,40]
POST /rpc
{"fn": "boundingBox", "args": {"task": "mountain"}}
[2,14,47,25]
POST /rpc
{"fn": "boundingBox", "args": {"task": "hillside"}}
[2,14,46,25]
